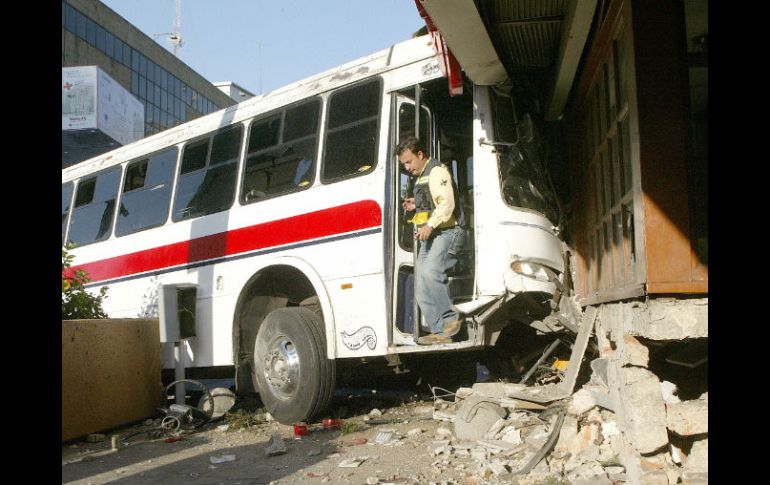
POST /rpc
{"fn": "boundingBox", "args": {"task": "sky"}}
[100,0,426,96]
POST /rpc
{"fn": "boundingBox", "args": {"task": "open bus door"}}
[392,90,432,345]
[390,82,476,346]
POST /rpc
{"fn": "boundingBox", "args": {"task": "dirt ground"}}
[61,382,568,485]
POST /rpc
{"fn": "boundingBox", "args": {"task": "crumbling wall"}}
[584,298,708,485]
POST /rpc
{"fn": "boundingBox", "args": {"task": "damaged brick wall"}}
[591,299,708,485]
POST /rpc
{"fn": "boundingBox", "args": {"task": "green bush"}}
[62,247,109,319]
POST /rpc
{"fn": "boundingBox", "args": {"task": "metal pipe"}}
[519,338,561,384]
[174,341,186,404]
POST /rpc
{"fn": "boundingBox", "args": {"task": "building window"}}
[86,16,96,45]
[75,9,86,38]
[96,24,106,52]
[64,2,77,32]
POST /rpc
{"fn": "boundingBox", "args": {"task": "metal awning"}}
[418,0,596,120]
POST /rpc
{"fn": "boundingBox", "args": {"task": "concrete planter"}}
[62,318,161,442]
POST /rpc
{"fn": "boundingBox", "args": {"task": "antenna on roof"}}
[155,0,184,57]
[169,0,184,57]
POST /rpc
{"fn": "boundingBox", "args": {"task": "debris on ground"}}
[338,456,369,468]
[209,454,236,464]
[264,431,287,456]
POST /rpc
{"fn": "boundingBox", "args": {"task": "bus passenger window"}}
[210,127,241,166]
[67,166,121,246]
[173,126,242,221]
[62,182,74,245]
[240,99,320,204]
[322,79,381,182]
[116,148,177,236]
[180,138,208,174]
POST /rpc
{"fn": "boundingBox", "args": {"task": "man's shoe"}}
[441,318,463,337]
[417,333,452,345]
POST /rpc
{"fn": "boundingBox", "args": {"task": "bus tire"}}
[252,306,335,424]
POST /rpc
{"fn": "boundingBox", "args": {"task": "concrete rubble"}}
[666,393,708,436]
[422,360,708,485]
[264,431,287,456]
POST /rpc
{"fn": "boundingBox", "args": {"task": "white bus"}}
[61,34,577,424]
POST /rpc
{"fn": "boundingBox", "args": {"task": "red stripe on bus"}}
[73,200,382,283]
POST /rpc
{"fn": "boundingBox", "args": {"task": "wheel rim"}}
[261,335,300,400]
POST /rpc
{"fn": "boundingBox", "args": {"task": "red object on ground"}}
[323,418,343,429]
[293,423,309,436]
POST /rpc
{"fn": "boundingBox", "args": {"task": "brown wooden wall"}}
[568,0,708,304]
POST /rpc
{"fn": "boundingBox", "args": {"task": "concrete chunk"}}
[660,381,681,404]
[488,460,509,476]
[555,415,578,453]
[264,432,287,457]
[620,367,669,453]
[454,396,507,441]
[631,298,708,340]
[683,439,708,475]
[666,399,708,436]
[621,334,649,367]
[569,388,598,415]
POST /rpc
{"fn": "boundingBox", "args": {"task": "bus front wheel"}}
[252,307,335,424]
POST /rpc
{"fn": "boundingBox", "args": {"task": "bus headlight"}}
[510,260,551,283]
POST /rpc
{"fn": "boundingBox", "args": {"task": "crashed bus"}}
[61,31,582,424]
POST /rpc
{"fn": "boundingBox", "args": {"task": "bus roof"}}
[62,34,439,183]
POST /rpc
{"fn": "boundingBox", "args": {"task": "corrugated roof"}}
[478,0,566,73]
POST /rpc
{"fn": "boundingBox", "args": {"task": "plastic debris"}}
[375,430,395,444]
[209,454,236,464]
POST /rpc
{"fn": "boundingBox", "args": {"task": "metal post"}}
[414,84,421,140]
[412,83,422,341]
[412,233,421,341]
[174,340,186,404]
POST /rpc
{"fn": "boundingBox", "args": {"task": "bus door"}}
[391,91,432,345]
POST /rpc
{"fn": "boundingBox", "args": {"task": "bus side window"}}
[67,166,121,246]
[62,182,74,245]
[241,99,320,204]
[115,147,177,236]
[173,126,242,221]
[322,79,381,182]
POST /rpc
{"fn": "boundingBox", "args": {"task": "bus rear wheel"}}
[252,306,335,424]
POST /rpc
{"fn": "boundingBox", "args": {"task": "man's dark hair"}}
[396,136,426,157]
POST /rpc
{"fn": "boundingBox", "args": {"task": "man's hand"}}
[415,224,433,241]
[402,197,416,211]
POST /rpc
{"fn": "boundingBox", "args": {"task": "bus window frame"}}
[320,77,383,185]
[62,181,75,245]
[66,165,123,247]
[114,146,179,238]
[238,97,322,206]
[171,125,243,222]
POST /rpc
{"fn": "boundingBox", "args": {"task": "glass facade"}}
[62,1,222,136]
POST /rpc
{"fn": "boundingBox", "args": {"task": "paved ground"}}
[61,385,568,485]
[62,399,454,485]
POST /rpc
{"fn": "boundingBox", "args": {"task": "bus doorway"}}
[389,78,474,345]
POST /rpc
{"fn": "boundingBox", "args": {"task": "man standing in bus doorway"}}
[397,136,466,345]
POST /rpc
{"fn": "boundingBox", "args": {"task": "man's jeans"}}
[415,225,465,334]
